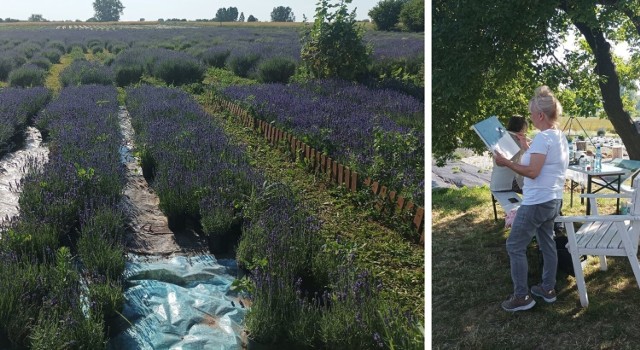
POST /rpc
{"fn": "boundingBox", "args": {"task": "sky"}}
[1,0,379,22]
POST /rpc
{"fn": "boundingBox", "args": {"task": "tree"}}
[93,0,124,22]
[239,12,245,22]
[247,15,258,22]
[399,0,423,32]
[214,7,239,22]
[433,0,640,163]
[368,0,406,31]
[271,6,295,22]
[28,14,47,22]
[301,0,370,81]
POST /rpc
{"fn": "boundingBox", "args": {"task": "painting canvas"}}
[471,116,521,160]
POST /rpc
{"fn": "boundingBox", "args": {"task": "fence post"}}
[396,196,405,212]
[413,207,424,233]
[344,167,351,189]
[371,181,380,195]
[321,154,326,173]
[290,136,297,158]
[351,171,357,192]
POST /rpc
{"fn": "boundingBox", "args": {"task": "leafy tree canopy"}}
[399,0,423,32]
[239,12,245,22]
[28,14,47,22]
[433,0,640,164]
[271,6,295,22]
[214,7,239,22]
[369,0,406,31]
[93,0,124,22]
[247,15,258,22]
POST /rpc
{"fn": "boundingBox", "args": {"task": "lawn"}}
[432,185,640,349]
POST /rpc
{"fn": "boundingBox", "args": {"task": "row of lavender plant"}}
[237,177,422,348]
[0,26,422,62]
[0,39,67,87]
[1,27,423,92]
[0,85,126,348]
[113,48,205,86]
[125,85,421,348]
[0,87,51,157]
[222,78,425,203]
[125,85,260,236]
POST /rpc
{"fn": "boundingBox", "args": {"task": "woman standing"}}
[494,86,569,312]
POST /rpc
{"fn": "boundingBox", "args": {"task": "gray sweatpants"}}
[507,199,562,297]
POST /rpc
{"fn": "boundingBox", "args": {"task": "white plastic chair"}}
[555,177,640,307]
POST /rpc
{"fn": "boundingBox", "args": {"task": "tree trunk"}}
[572,21,640,160]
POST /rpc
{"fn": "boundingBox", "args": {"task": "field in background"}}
[0,20,374,30]
[558,116,615,134]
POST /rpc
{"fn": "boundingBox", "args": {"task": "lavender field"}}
[0,23,424,349]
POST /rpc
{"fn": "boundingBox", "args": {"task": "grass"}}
[202,67,257,90]
[432,185,640,349]
[45,51,97,94]
[45,54,72,93]
[200,100,425,318]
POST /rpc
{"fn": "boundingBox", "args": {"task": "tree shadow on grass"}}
[432,187,640,348]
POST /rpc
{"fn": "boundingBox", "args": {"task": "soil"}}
[432,151,493,189]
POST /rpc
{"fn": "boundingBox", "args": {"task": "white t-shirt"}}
[520,129,569,205]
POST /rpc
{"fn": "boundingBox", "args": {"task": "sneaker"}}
[531,284,557,303]
[501,294,536,312]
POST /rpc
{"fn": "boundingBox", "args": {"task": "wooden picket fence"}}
[209,94,425,242]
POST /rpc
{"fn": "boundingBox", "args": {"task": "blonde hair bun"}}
[534,85,553,97]
[530,85,562,122]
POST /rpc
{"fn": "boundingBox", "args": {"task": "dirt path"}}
[431,155,493,189]
[0,127,48,226]
[118,107,207,255]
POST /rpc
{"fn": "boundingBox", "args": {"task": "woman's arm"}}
[494,152,546,179]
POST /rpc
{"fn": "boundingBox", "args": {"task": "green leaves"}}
[74,163,95,182]
[301,0,371,81]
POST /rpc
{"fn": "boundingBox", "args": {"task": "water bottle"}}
[595,143,602,171]
[620,199,630,215]
[568,140,574,162]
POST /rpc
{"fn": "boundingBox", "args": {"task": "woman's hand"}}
[494,151,511,167]
[515,132,530,150]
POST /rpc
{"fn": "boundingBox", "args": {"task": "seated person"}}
[490,115,529,194]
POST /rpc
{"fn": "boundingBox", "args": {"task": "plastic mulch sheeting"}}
[109,254,247,349]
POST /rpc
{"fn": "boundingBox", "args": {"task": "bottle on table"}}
[595,143,602,171]
[568,139,574,162]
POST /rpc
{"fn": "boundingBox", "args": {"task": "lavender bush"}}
[59,60,115,87]
[238,185,423,349]
[199,47,231,68]
[8,64,47,87]
[0,85,126,347]
[114,48,204,86]
[0,87,51,156]
[223,79,425,203]
[125,85,261,233]
[0,56,14,80]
